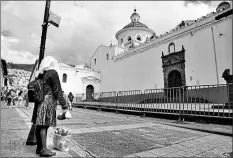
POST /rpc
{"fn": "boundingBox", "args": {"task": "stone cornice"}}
[81,76,101,83]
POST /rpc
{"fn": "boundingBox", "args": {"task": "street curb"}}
[158,122,233,137]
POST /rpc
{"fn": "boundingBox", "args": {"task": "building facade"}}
[90,1,232,92]
[29,60,100,99]
[29,1,232,97]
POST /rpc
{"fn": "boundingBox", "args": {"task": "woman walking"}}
[31,56,68,157]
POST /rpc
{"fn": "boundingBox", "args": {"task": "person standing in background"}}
[6,89,15,107]
[11,89,17,107]
[68,92,74,111]
[24,91,29,109]
[17,90,23,107]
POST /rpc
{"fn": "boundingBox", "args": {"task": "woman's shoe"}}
[39,149,56,157]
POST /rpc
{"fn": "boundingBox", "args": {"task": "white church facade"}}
[30,1,232,98]
[90,1,232,92]
[29,60,100,99]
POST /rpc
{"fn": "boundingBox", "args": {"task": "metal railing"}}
[72,84,232,119]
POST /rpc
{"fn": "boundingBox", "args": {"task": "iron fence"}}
[72,84,232,119]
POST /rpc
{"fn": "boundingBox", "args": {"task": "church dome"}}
[115,8,155,48]
[216,1,230,12]
[122,8,149,30]
[123,21,149,29]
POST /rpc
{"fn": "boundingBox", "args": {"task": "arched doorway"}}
[86,85,94,100]
[168,70,182,98]
[168,70,182,88]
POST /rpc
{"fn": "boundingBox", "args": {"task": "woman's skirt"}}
[31,95,57,127]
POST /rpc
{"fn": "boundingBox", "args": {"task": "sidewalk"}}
[0,101,79,157]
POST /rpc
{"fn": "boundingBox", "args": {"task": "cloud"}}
[184,0,212,7]
[1,1,220,65]
[1,35,37,64]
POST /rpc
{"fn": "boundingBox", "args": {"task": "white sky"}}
[1,1,224,65]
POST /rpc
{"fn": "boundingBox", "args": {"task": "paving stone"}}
[170,144,188,151]
[135,151,158,157]
[124,154,140,157]
[2,102,232,158]
[149,148,168,156]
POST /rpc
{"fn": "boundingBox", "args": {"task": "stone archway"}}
[86,85,94,100]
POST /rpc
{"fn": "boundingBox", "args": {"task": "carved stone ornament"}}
[161,47,186,88]
[82,76,101,84]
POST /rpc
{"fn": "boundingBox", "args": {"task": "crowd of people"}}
[1,87,75,110]
[1,87,29,108]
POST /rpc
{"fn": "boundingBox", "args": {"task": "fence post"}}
[141,90,145,117]
[178,87,182,121]
[115,92,119,114]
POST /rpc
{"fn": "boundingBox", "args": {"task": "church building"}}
[90,1,232,92]
[30,1,232,99]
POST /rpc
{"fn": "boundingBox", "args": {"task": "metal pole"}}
[38,0,51,68]
[211,27,219,85]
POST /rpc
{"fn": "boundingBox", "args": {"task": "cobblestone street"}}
[1,101,232,157]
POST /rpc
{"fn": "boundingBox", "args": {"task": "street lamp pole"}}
[38,0,51,68]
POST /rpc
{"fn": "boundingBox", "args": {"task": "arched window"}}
[106,54,109,60]
[128,36,132,41]
[168,42,175,53]
[94,59,96,65]
[137,35,141,41]
[62,73,67,83]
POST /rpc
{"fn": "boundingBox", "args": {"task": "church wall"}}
[100,46,164,92]
[90,46,112,72]
[100,15,232,92]
[59,68,82,95]
[59,67,100,95]
[167,17,232,86]
[212,18,232,82]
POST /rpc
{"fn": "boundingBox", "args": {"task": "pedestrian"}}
[1,90,3,101]
[24,91,29,109]
[3,87,8,102]
[31,56,68,157]
[62,91,66,102]
[6,89,15,107]
[68,92,74,111]
[17,90,23,107]
[11,89,17,107]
